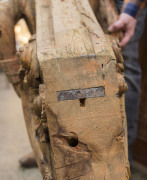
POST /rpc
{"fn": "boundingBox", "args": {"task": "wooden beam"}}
[35,0,129,179]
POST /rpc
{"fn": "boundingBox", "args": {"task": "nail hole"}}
[0,30,2,37]
[79,98,86,107]
[102,64,105,79]
[67,137,78,147]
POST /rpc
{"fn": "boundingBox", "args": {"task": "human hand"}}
[108,13,137,48]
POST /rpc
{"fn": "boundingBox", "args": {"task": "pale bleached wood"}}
[36,0,114,61]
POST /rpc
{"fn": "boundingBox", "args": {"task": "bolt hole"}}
[102,64,104,68]
[79,98,86,107]
[67,137,78,147]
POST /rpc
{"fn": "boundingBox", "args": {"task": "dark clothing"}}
[115,0,147,163]
[122,0,146,18]
[115,0,146,18]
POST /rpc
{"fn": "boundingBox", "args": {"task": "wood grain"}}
[36,0,129,179]
[0,0,130,179]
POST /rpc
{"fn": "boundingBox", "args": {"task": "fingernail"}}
[108,26,113,32]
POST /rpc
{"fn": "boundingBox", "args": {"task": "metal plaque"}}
[57,86,105,101]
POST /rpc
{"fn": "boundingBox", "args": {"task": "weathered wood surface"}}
[96,0,119,33]
[0,0,35,60]
[0,0,35,95]
[35,0,129,179]
[0,0,130,179]
[0,0,16,60]
[89,0,99,15]
[92,0,123,40]
[19,38,53,179]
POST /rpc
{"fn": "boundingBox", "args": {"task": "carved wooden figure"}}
[0,0,130,179]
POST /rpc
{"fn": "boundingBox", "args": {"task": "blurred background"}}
[0,19,41,180]
[14,19,31,51]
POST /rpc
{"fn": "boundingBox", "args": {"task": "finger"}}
[108,19,125,32]
[119,32,131,48]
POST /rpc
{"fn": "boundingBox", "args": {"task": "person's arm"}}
[108,0,146,48]
[122,0,146,18]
